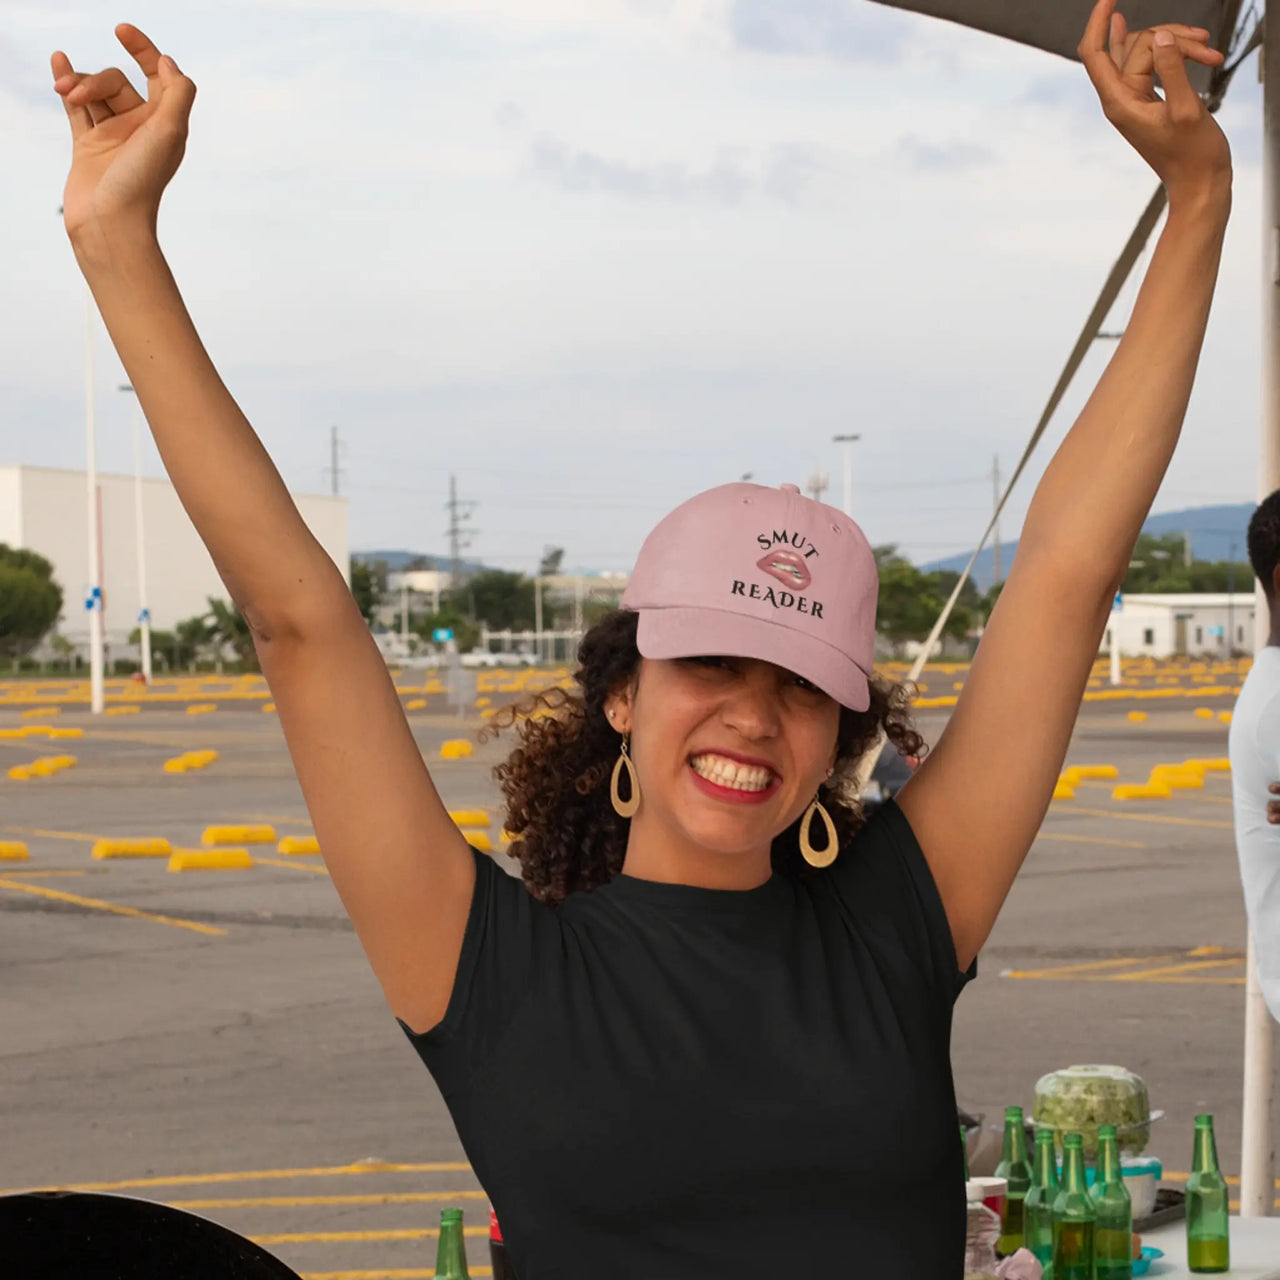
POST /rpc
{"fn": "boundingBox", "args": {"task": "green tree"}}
[876,556,945,655]
[207,597,258,670]
[457,571,536,631]
[350,558,386,625]
[0,545,64,664]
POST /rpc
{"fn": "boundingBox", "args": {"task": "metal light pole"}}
[832,434,860,517]
[1241,14,1280,1220]
[85,290,105,713]
[119,384,152,683]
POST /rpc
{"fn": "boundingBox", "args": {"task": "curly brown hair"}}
[478,609,926,905]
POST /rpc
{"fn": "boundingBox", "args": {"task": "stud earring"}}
[799,792,838,868]
[610,733,640,818]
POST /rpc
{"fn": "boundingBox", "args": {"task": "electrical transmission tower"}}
[323,426,345,496]
[445,474,479,590]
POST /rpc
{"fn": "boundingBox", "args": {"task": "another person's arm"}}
[51,25,473,1035]
[898,0,1231,971]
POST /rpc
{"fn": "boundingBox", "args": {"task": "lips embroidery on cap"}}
[756,548,812,592]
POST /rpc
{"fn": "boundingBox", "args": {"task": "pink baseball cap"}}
[620,482,878,710]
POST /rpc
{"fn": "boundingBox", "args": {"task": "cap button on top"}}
[780,483,801,494]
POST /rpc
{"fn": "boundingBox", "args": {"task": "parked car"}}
[459,651,539,668]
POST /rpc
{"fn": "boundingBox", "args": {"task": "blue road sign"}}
[1113,591,1123,611]
[433,628,454,643]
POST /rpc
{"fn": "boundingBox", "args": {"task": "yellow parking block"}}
[405,699,427,710]
[1128,711,1148,722]
[202,824,276,846]
[1113,783,1173,801]
[26,759,62,778]
[92,838,173,860]
[18,726,55,737]
[48,728,83,739]
[262,703,276,713]
[1052,782,1075,801]
[1149,766,1203,791]
[277,835,320,855]
[449,809,491,828]
[182,750,219,768]
[441,739,474,760]
[461,829,493,852]
[21,706,60,718]
[1194,707,1215,719]
[1074,765,1119,780]
[106,705,141,716]
[1185,757,1231,772]
[186,703,218,715]
[169,848,255,872]
[1219,711,1233,724]
[163,758,191,774]
[476,697,492,708]
[7,766,32,781]
[0,841,30,862]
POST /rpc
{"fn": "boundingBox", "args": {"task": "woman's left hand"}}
[1079,0,1231,206]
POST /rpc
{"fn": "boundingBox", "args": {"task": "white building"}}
[1104,592,1256,658]
[0,464,348,646]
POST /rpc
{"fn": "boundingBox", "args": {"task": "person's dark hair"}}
[1248,489,1280,600]
[478,609,926,905]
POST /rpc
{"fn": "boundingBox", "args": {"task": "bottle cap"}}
[1005,1105,1024,1122]
[1098,1124,1117,1139]
[1195,1113,1214,1126]
[1064,1132,1084,1147]
[440,1208,463,1224]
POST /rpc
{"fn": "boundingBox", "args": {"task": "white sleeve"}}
[1239,690,1280,1022]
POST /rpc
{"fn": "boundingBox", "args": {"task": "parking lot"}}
[0,659,1270,1278]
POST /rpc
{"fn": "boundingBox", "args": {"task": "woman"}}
[49,2,1230,1273]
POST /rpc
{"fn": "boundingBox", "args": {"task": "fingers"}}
[1109,12,1128,70]
[115,22,163,82]
[63,67,146,118]
[1151,29,1208,123]
[50,52,93,140]
[1080,0,1123,98]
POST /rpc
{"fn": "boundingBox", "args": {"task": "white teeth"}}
[690,754,774,792]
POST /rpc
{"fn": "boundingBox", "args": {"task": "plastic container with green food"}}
[1031,1064,1155,1160]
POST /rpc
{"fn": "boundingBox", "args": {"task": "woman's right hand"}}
[50,23,196,244]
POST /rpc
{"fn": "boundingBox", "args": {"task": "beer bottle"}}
[994,1105,1032,1253]
[435,1207,471,1279]
[1187,1113,1230,1273]
[1052,1132,1095,1280]
[1093,1123,1133,1280]
[1023,1128,1059,1270]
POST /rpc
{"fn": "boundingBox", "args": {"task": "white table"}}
[1144,1218,1280,1277]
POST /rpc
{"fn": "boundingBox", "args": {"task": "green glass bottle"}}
[961,1123,971,1182]
[1024,1128,1060,1270]
[1053,1132,1096,1280]
[1093,1123,1133,1280]
[994,1105,1033,1254]
[1186,1113,1230,1273]
[435,1207,471,1279]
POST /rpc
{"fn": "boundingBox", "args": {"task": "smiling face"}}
[606,654,841,885]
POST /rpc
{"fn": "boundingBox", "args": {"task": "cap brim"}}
[635,607,871,712]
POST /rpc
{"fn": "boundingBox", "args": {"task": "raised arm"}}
[51,24,473,1035]
[897,0,1232,971]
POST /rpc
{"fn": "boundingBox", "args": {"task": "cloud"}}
[529,135,748,204]
[727,0,909,64]
[894,134,994,173]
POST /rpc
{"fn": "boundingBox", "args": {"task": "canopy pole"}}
[1240,13,1279,1221]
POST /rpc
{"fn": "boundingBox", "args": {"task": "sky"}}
[1,0,1267,575]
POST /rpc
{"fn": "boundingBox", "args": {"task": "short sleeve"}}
[397,845,557,1098]
[827,799,975,1010]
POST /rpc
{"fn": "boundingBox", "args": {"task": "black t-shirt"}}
[399,799,975,1278]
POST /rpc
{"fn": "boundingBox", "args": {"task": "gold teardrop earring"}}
[610,732,641,819]
[799,788,838,868]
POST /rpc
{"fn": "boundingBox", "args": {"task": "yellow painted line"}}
[1005,955,1176,980]
[300,1270,492,1279]
[0,869,86,878]
[252,1227,488,1245]
[1054,806,1233,831]
[172,1191,486,1211]
[0,1161,474,1196]
[254,856,330,876]
[1102,956,1245,982]
[1036,832,1147,849]
[0,877,226,936]
[5,825,104,843]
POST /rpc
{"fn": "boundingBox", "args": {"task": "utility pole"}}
[324,426,344,496]
[991,454,1003,586]
[445,474,478,599]
[85,290,105,714]
[832,434,860,517]
[1184,529,1194,568]
[120,383,152,683]
[805,470,829,503]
